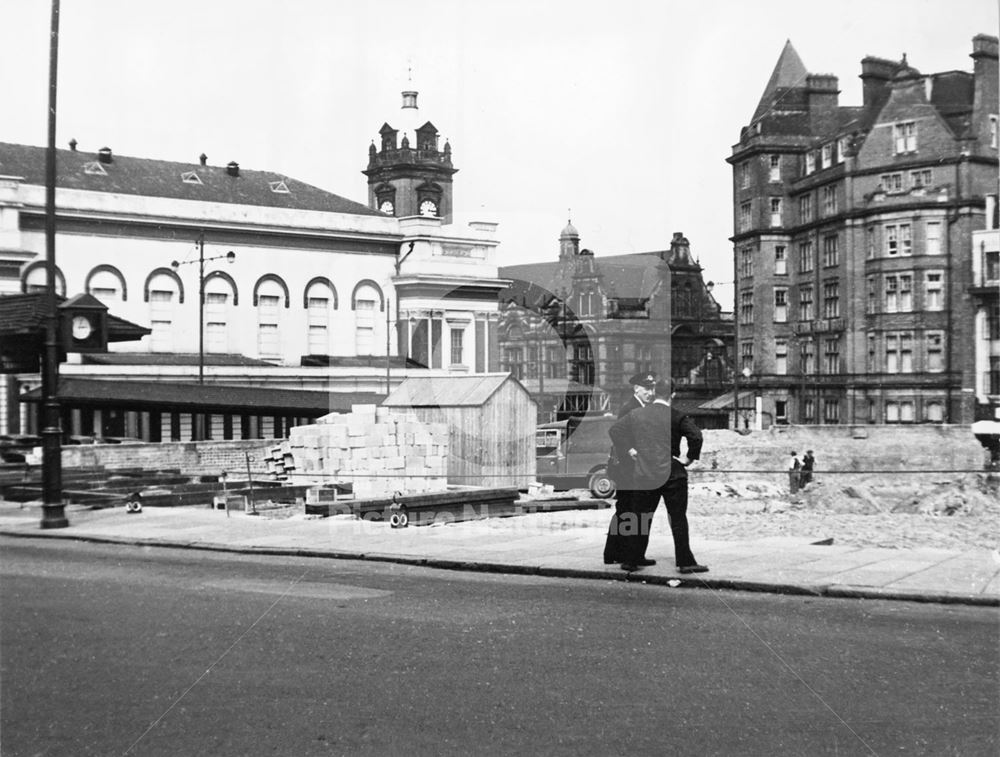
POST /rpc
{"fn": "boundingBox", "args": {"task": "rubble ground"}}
[683,473,999,550]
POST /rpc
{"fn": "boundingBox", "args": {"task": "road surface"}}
[1,538,997,756]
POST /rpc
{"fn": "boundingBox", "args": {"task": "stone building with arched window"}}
[0,86,506,441]
[497,223,734,425]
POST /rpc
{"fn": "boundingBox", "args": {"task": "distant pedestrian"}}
[788,451,802,494]
[801,450,815,486]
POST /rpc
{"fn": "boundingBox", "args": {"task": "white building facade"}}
[0,97,507,439]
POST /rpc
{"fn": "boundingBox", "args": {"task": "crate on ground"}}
[212,494,247,511]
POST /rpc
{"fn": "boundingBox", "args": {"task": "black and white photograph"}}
[1,1,998,754]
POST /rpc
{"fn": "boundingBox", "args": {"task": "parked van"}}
[536,414,616,498]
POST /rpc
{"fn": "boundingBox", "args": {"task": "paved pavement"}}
[1,498,998,606]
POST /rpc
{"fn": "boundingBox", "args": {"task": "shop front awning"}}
[21,378,384,416]
[699,390,755,411]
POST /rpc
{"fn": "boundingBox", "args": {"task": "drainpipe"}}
[732,240,740,429]
[944,156,967,422]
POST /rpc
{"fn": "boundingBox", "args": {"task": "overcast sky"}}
[3,0,998,307]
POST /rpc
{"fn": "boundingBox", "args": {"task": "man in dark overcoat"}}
[602,372,656,565]
[609,377,709,574]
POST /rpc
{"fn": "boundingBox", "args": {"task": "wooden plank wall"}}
[409,380,536,489]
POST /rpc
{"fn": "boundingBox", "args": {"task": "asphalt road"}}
[1,538,997,757]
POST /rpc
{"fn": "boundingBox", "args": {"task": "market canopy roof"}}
[21,378,384,416]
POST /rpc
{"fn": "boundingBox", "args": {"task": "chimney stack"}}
[860,56,898,109]
[97,146,113,164]
[226,161,239,177]
[199,153,208,166]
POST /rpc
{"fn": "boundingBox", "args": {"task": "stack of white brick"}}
[287,404,450,498]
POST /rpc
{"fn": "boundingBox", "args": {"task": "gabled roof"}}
[0,142,381,216]
[752,40,809,122]
[383,374,522,407]
[500,251,665,305]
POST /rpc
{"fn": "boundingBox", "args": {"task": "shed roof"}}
[383,374,524,408]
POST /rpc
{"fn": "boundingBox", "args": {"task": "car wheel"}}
[588,469,616,499]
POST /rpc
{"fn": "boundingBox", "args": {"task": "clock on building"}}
[419,199,438,217]
[379,200,394,215]
[59,293,109,353]
[71,315,93,340]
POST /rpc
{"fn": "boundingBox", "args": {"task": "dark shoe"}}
[603,556,620,565]
[636,558,657,566]
[678,563,709,574]
[620,563,640,572]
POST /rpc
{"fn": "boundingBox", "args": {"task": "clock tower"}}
[363,87,457,222]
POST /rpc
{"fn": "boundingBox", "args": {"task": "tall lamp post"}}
[40,0,67,529]
[171,235,235,385]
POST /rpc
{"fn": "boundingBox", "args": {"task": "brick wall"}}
[62,439,281,476]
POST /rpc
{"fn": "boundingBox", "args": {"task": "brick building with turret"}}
[728,34,998,427]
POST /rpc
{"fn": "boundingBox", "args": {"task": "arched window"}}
[85,265,127,304]
[256,278,285,360]
[203,272,238,354]
[146,271,181,352]
[21,262,66,296]
[352,281,383,356]
[304,278,337,355]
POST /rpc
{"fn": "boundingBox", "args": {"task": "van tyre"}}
[588,470,616,499]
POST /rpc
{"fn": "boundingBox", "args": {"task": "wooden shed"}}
[382,373,537,489]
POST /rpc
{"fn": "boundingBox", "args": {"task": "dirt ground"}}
[684,473,1000,551]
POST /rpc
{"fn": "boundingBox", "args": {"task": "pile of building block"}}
[286,404,450,498]
[263,444,296,481]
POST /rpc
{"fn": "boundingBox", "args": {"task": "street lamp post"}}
[171,235,235,385]
[40,0,67,529]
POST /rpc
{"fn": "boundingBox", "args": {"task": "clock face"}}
[379,200,394,214]
[419,199,438,217]
[71,315,93,340]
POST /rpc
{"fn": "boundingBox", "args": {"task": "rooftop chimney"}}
[199,153,208,166]
[860,56,898,108]
[97,146,113,164]
[68,138,77,151]
[226,161,239,177]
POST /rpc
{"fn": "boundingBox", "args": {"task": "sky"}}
[2,0,998,309]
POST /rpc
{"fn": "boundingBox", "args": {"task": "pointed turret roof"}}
[752,40,809,122]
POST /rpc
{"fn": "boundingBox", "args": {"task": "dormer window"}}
[837,137,848,163]
[181,171,203,185]
[805,152,816,174]
[268,180,290,194]
[893,121,917,154]
[82,161,107,176]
